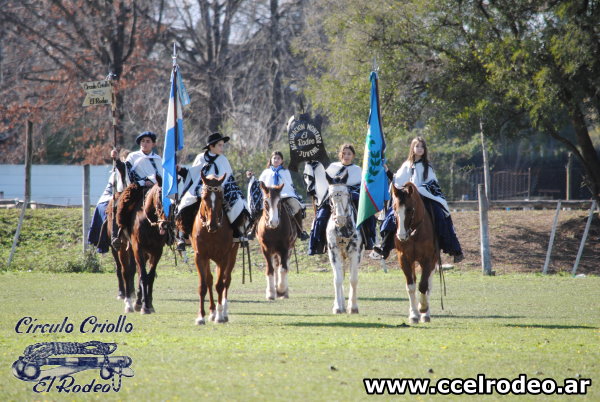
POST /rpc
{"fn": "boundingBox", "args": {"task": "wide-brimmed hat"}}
[204,132,230,150]
[135,131,157,145]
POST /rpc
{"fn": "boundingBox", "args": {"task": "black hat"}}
[135,131,157,145]
[204,132,230,150]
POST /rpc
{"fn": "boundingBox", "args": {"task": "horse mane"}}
[116,183,143,228]
[144,185,165,220]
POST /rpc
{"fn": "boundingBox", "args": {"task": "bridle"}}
[394,190,422,241]
[329,185,356,238]
[199,184,224,229]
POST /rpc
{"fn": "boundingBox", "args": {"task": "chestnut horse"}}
[256,182,297,300]
[116,183,170,314]
[191,172,239,325]
[325,171,362,314]
[391,182,439,323]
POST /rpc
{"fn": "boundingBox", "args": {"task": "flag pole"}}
[172,43,180,207]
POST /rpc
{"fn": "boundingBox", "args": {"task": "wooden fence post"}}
[7,121,33,268]
[478,184,493,275]
[571,200,597,276]
[542,200,561,274]
[82,164,90,253]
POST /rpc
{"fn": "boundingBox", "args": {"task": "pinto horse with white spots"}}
[391,182,440,324]
[325,171,362,314]
[191,172,239,325]
[256,182,297,300]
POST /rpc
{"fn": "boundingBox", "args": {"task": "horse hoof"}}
[117,294,125,300]
[134,304,142,312]
[124,306,134,313]
[195,317,206,325]
[409,317,419,324]
[349,308,359,314]
[266,296,275,301]
[217,317,227,324]
[140,307,152,315]
[149,307,156,314]
[333,308,345,314]
[277,292,289,299]
[420,315,431,323]
[209,313,216,322]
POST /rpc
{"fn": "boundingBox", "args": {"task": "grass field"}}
[1,269,599,400]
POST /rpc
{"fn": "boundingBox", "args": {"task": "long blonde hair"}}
[407,137,430,181]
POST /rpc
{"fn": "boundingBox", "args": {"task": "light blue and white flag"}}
[162,66,187,216]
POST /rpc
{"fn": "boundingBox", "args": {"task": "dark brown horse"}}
[391,182,439,324]
[116,183,169,314]
[191,172,239,324]
[256,182,297,300]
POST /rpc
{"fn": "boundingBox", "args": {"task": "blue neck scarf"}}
[270,165,283,185]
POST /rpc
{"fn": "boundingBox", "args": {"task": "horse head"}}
[260,181,284,229]
[144,184,170,236]
[326,171,351,228]
[391,182,423,242]
[199,172,226,233]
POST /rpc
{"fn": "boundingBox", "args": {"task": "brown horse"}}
[256,182,297,300]
[391,182,439,324]
[116,183,170,314]
[191,172,239,324]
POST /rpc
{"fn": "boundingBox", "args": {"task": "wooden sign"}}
[81,80,112,107]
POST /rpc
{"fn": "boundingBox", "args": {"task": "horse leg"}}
[214,263,227,323]
[118,248,136,313]
[347,243,361,314]
[195,253,210,325]
[145,249,162,314]
[132,245,151,314]
[418,262,434,323]
[400,255,419,324]
[327,246,345,314]
[206,269,216,322]
[263,247,276,300]
[277,249,289,299]
[112,247,126,300]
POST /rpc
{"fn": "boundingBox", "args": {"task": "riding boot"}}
[373,230,395,260]
[294,211,309,241]
[176,231,187,251]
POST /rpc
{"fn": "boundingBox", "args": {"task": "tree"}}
[299,0,600,200]
[0,0,164,163]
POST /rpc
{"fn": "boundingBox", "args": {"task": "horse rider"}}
[245,151,309,241]
[305,143,376,255]
[87,149,130,253]
[372,136,464,263]
[175,132,251,251]
[111,131,163,248]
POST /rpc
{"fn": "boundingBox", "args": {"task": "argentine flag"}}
[162,68,188,216]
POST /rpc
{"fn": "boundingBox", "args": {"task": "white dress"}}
[393,160,449,216]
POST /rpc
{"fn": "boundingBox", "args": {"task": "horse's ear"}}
[201,170,207,183]
[405,182,414,195]
[217,174,226,185]
[325,172,334,184]
[392,184,402,197]
[259,180,268,193]
[339,170,348,184]
[274,183,284,191]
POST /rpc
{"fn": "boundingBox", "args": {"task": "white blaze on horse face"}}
[331,187,348,227]
[396,204,409,241]
[268,197,280,228]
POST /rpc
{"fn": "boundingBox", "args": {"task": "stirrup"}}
[372,245,390,260]
[111,236,122,249]
[298,231,309,241]
[176,239,186,251]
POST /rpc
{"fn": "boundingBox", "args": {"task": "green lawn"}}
[1,269,598,401]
